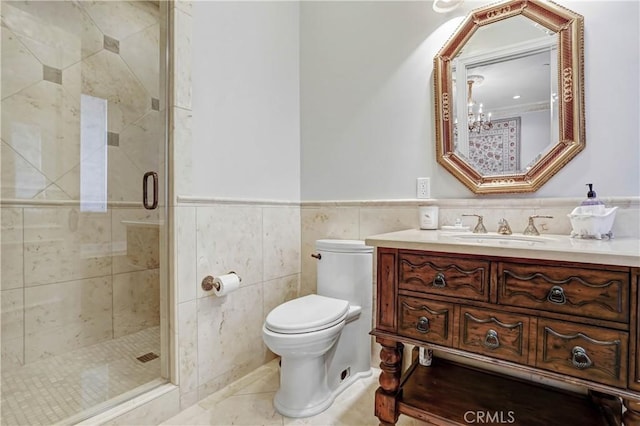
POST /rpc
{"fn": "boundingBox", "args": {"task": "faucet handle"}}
[462,214,487,234]
[497,218,512,235]
[523,215,553,236]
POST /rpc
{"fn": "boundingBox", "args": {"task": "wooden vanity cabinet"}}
[372,248,640,426]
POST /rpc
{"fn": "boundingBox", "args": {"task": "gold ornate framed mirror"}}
[434,0,584,194]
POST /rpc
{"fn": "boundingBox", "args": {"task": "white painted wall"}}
[191,1,300,201]
[189,1,638,201]
[300,2,444,200]
[300,1,640,200]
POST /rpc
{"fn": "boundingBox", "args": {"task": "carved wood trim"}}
[398,297,454,344]
[400,258,486,292]
[502,269,624,314]
[375,338,404,425]
[398,253,490,301]
[373,246,637,425]
[434,0,585,194]
[497,263,630,323]
[372,328,640,401]
[623,399,640,426]
[541,327,623,380]
[402,300,450,316]
[377,248,398,332]
[630,270,640,391]
[462,312,524,356]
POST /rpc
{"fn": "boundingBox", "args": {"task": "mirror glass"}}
[434,1,584,194]
[453,16,558,175]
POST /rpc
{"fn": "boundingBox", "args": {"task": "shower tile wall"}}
[0,206,161,367]
[1,1,163,369]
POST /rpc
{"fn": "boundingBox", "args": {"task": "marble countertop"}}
[365,229,640,267]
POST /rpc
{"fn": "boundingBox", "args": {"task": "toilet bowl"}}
[262,239,373,418]
[263,294,349,417]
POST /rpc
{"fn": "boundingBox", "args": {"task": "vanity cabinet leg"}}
[375,337,404,426]
[623,399,640,426]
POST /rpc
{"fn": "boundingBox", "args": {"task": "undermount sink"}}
[441,232,557,246]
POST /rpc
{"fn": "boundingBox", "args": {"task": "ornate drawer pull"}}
[416,316,430,333]
[571,346,593,369]
[433,273,446,288]
[547,285,566,305]
[483,329,500,349]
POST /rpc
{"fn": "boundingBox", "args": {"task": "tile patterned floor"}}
[162,360,430,426]
[1,327,161,426]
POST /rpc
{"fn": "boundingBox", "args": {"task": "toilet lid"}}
[265,294,349,334]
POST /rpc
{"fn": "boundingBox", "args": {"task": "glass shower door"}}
[1,1,167,424]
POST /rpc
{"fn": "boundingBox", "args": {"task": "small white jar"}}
[419,206,439,230]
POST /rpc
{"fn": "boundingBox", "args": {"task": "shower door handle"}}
[143,171,158,210]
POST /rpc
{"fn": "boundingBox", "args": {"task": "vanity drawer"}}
[536,319,628,388]
[458,306,530,364]
[497,263,629,323]
[398,296,454,346]
[399,252,489,302]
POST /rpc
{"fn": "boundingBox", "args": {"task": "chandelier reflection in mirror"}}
[434,0,585,194]
[466,75,492,133]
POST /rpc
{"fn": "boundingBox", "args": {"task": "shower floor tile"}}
[1,326,161,426]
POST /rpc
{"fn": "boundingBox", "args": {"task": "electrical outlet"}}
[416,177,430,199]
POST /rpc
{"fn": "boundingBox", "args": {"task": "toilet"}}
[262,239,373,418]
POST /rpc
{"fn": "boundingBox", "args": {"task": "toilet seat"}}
[265,294,349,334]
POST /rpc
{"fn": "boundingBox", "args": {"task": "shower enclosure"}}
[1,1,168,424]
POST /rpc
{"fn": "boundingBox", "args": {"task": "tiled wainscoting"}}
[301,197,640,295]
[300,197,640,368]
[171,195,640,414]
[173,199,301,408]
[4,196,635,425]
[174,196,639,413]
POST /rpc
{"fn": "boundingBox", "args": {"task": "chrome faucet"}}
[523,215,553,235]
[497,218,512,235]
[462,214,487,234]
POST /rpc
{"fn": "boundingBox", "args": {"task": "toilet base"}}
[274,388,334,418]
[273,355,372,418]
[273,355,330,418]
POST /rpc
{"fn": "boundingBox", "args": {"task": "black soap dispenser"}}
[580,183,605,214]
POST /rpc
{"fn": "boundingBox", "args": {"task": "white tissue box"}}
[567,206,618,239]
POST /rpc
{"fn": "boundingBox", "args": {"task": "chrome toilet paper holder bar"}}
[201,271,242,291]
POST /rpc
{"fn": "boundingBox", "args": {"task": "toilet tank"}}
[315,239,373,308]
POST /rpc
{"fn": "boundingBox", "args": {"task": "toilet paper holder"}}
[201,271,242,291]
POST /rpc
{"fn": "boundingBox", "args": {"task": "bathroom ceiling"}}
[455,15,557,116]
